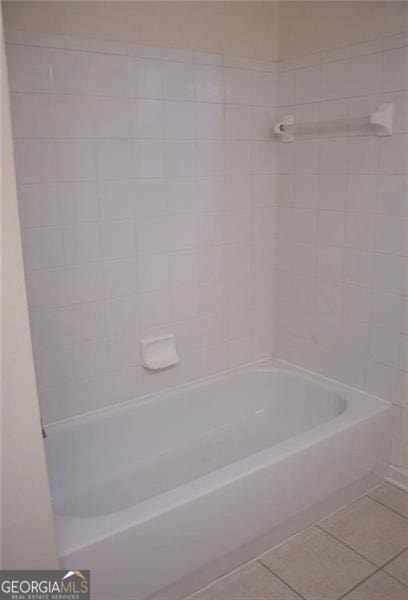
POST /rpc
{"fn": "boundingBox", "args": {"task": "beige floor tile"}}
[191,561,301,600]
[319,496,408,566]
[384,549,408,587]
[258,526,375,600]
[343,570,408,600]
[369,482,408,518]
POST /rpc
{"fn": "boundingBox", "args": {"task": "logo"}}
[0,570,90,600]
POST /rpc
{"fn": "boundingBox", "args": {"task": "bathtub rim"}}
[46,357,379,432]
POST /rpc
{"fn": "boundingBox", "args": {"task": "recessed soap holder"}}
[141,334,180,371]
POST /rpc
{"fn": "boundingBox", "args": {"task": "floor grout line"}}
[367,494,408,520]
[377,546,408,589]
[380,545,408,568]
[315,524,379,567]
[257,560,306,600]
[381,567,408,590]
[336,567,382,600]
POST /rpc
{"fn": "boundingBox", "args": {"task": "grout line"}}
[258,560,306,600]
[315,524,379,567]
[380,545,408,570]
[367,494,408,520]
[336,567,382,600]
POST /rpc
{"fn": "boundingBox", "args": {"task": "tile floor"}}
[189,482,408,600]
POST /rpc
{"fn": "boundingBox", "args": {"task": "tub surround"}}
[273,32,408,473]
[6,29,278,425]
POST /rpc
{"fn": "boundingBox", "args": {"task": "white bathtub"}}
[46,360,392,600]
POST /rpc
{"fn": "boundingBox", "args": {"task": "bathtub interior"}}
[46,367,346,517]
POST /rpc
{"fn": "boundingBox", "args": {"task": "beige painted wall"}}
[279,1,408,59]
[3,2,408,62]
[1,4,59,568]
[3,1,280,60]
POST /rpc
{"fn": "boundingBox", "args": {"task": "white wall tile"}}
[93,97,130,138]
[7,44,51,92]
[134,179,166,217]
[163,61,195,100]
[369,327,401,367]
[166,178,196,214]
[348,137,379,173]
[319,138,347,173]
[103,258,138,298]
[195,64,223,102]
[137,216,168,254]
[343,248,373,287]
[224,68,253,105]
[30,307,70,352]
[347,174,378,213]
[374,253,406,294]
[171,284,199,321]
[375,214,406,254]
[383,48,407,92]
[132,99,164,138]
[138,253,169,292]
[68,301,107,343]
[167,213,198,251]
[98,180,133,221]
[349,52,383,96]
[139,289,171,327]
[321,60,349,100]
[73,339,110,379]
[53,94,94,138]
[319,174,347,210]
[11,92,54,138]
[165,101,195,139]
[277,70,295,106]
[56,139,95,181]
[91,52,128,96]
[66,263,104,304]
[196,103,224,140]
[60,181,98,223]
[35,346,74,388]
[63,222,101,264]
[252,71,276,107]
[344,212,375,250]
[165,140,196,176]
[295,65,321,103]
[379,135,407,174]
[96,139,132,180]
[377,175,407,216]
[133,139,165,178]
[128,58,162,98]
[105,296,139,338]
[100,220,135,259]
[169,250,198,286]
[22,226,64,270]
[26,267,67,309]
[197,140,225,176]
[18,183,61,227]
[14,139,57,183]
[51,48,91,93]
[371,292,404,332]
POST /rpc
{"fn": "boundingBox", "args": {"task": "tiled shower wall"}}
[6,30,277,424]
[274,34,408,466]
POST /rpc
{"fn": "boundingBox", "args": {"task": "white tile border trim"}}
[4,28,277,72]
